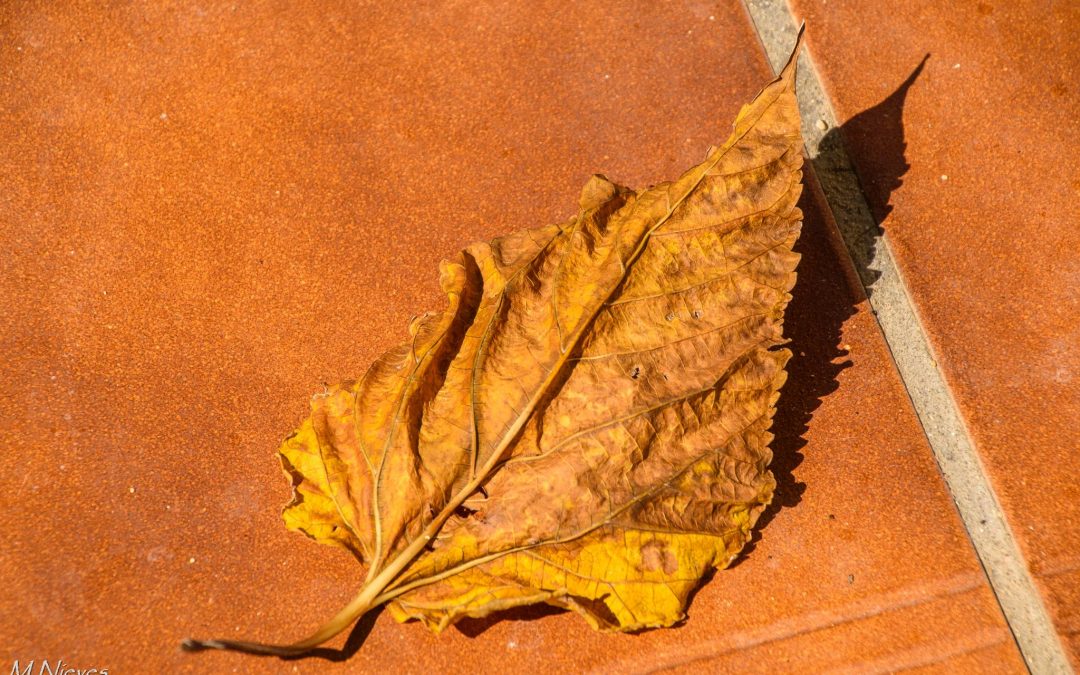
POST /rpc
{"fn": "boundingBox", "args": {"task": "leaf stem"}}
[182,466,490,655]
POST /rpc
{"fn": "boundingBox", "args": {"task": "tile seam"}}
[741,1,1071,672]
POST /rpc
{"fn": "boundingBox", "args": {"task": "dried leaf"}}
[186,29,805,656]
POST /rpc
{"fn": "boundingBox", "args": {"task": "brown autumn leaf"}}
[185,29,806,656]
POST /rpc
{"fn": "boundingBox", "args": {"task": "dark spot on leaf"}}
[641,540,678,575]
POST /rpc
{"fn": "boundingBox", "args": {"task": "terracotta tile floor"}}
[790,0,1080,664]
[0,0,1064,672]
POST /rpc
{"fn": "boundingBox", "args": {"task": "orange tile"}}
[0,2,1021,672]
[789,0,1080,662]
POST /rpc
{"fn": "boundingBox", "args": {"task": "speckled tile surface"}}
[789,0,1080,662]
[0,2,1022,672]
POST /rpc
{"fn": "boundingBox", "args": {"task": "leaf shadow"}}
[283,605,384,662]
[727,177,850,568]
[808,54,928,295]
[732,54,926,566]
[455,602,568,637]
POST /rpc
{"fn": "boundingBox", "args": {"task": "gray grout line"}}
[743,1,1072,673]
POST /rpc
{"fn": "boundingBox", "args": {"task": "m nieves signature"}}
[10,660,108,675]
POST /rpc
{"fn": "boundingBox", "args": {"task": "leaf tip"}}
[779,22,807,83]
